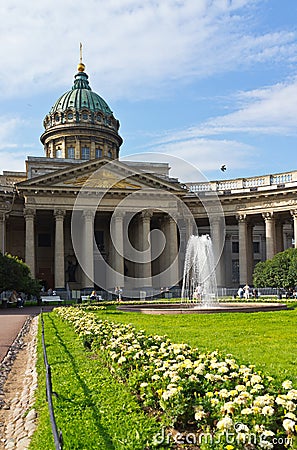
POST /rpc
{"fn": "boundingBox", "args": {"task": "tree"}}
[253,248,297,289]
[0,252,41,295]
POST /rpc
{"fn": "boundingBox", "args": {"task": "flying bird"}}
[220,164,227,172]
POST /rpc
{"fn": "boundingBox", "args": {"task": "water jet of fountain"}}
[181,235,218,307]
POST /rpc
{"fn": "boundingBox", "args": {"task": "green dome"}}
[50,71,113,115]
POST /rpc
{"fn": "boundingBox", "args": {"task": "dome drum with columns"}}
[41,62,122,161]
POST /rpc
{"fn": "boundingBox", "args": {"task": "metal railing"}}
[41,310,63,450]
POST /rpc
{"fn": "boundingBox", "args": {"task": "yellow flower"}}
[225,446,234,450]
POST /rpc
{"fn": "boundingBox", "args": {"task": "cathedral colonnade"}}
[16,203,296,291]
[19,207,181,292]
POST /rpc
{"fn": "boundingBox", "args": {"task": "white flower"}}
[285,412,297,421]
[194,407,207,421]
[282,380,293,390]
[241,408,253,415]
[250,374,262,385]
[205,373,215,382]
[261,429,274,437]
[151,374,160,381]
[261,406,274,416]
[194,363,205,375]
[259,440,273,449]
[221,401,236,414]
[218,389,230,398]
[286,400,297,412]
[287,389,297,400]
[283,418,295,433]
[217,416,233,431]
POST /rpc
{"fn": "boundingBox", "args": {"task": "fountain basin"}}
[117,302,288,314]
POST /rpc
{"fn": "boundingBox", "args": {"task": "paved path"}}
[0,306,54,363]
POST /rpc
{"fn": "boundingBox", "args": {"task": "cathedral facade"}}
[1,60,297,295]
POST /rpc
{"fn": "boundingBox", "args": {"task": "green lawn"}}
[95,306,297,385]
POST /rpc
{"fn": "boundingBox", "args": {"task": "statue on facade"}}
[66,257,78,282]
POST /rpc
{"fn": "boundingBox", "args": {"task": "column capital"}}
[23,207,36,218]
[54,209,66,219]
[83,209,95,220]
[262,211,274,221]
[290,209,297,218]
[236,213,247,222]
[113,210,125,221]
[140,210,153,221]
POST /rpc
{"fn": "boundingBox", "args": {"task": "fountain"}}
[117,235,287,314]
[181,235,218,307]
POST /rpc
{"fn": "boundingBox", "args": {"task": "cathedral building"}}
[1,58,297,295]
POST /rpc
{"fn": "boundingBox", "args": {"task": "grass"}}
[29,303,297,449]
[29,312,166,450]
[94,305,297,385]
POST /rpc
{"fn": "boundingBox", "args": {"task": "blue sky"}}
[1,0,297,182]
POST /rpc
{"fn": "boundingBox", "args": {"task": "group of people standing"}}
[237,284,259,299]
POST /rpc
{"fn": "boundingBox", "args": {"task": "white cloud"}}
[125,138,255,181]
[201,77,297,134]
[0,0,296,100]
[0,116,23,143]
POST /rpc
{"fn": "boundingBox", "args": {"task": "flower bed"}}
[55,306,297,449]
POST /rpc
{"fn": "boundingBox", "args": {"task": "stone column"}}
[246,222,254,283]
[210,217,224,287]
[54,209,66,289]
[290,210,297,249]
[0,213,5,254]
[24,208,36,277]
[90,141,96,159]
[237,214,249,285]
[82,210,95,289]
[138,211,152,286]
[110,212,125,288]
[262,212,276,259]
[224,234,232,286]
[275,219,284,253]
[61,137,66,158]
[166,215,179,287]
[75,137,81,159]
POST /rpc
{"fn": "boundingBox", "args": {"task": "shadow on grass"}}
[46,314,116,450]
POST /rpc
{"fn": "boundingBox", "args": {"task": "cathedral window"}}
[81,146,90,160]
[95,148,102,158]
[67,147,75,159]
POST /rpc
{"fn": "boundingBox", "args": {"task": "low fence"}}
[41,310,63,450]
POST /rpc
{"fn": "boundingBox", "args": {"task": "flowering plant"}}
[55,307,297,449]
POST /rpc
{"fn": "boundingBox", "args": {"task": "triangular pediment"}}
[17,158,186,193]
